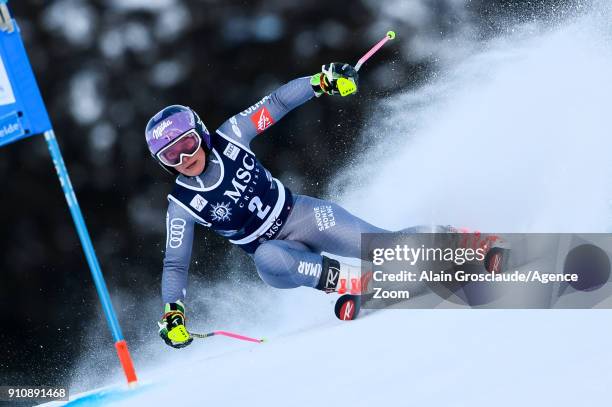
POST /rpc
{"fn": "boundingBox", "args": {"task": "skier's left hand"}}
[157,300,194,349]
[311,62,359,97]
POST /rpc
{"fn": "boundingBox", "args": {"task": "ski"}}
[332,269,376,320]
[334,294,362,320]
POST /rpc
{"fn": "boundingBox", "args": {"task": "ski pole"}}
[354,30,396,72]
[189,330,265,344]
[336,30,396,96]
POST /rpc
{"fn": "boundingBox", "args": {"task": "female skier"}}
[148,63,409,348]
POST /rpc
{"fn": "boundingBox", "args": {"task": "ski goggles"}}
[156,130,202,167]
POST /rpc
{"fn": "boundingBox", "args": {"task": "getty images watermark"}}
[359,233,612,309]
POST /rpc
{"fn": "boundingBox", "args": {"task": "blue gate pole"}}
[43,130,138,385]
[0,0,137,386]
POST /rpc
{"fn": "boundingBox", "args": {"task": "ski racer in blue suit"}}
[145,63,434,348]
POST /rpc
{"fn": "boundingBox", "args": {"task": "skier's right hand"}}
[158,300,194,349]
[311,62,359,97]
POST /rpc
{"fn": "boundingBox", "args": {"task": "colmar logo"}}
[250,107,274,133]
[298,261,322,278]
[152,120,172,139]
[240,95,270,117]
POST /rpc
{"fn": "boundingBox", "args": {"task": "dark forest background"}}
[0,0,583,390]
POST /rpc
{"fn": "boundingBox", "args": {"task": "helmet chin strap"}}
[151,152,179,175]
[158,160,179,176]
[199,146,212,174]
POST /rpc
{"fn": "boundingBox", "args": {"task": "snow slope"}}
[48,3,612,406]
[59,307,612,406]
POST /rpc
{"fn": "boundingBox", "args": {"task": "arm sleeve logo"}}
[250,106,275,133]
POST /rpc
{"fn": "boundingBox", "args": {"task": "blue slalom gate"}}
[0,0,137,385]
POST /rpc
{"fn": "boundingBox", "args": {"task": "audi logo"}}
[168,218,186,249]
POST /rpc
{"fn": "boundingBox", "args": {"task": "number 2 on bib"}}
[248,196,271,219]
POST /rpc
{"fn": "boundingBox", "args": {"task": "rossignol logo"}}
[325,267,340,290]
[152,120,172,139]
[0,122,21,138]
[298,261,322,278]
[340,299,355,320]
